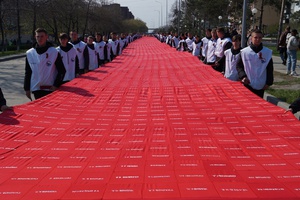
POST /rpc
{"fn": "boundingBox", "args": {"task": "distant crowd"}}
[154,27,299,97]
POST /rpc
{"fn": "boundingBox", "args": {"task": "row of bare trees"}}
[163,0,289,36]
[0,0,148,51]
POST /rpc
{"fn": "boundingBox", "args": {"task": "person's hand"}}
[263,85,269,90]
[284,108,293,114]
[25,90,32,101]
[50,86,58,91]
[241,77,250,85]
[0,105,12,112]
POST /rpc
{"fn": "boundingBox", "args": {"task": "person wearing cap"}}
[57,33,79,83]
[286,29,299,76]
[24,28,66,100]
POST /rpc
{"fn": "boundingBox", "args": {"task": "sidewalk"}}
[0,53,26,62]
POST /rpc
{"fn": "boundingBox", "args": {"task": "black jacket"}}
[24,42,66,91]
[236,43,274,87]
[0,88,6,108]
[289,98,300,114]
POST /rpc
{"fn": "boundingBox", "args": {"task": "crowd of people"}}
[155,27,299,101]
[23,28,141,100]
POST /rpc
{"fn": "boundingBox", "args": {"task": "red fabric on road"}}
[0,37,300,200]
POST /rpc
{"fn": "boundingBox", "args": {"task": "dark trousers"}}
[32,90,52,99]
[279,46,287,63]
[245,85,265,98]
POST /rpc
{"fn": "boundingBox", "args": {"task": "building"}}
[103,3,134,20]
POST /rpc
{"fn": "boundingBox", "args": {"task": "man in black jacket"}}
[236,29,274,98]
[24,28,66,100]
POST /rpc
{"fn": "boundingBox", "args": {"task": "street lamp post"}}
[218,16,222,26]
[155,0,163,27]
[252,7,258,29]
[154,10,161,27]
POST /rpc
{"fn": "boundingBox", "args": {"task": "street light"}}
[155,0,163,26]
[154,10,161,27]
[218,16,222,26]
[252,7,258,29]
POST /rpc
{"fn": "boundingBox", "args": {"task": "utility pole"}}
[277,0,286,46]
[241,0,248,48]
[166,0,168,26]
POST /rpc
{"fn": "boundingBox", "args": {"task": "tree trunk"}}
[16,0,21,51]
[259,0,264,31]
[0,0,5,52]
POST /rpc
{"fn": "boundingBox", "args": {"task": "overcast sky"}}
[113,0,177,28]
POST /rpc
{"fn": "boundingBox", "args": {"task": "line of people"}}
[155,28,274,99]
[24,28,141,100]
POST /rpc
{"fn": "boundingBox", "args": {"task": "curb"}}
[0,53,26,62]
[264,92,300,120]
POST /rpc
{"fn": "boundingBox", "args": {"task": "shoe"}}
[282,61,286,65]
[290,71,298,76]
[286,70,291,75]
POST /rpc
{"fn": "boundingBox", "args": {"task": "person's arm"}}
[0,88,7,109]
[83,46,89,71]
[265,58,274,88]
[116,42,120,55]
[53,53,66,89]
[236,54,250,84]
[75,55,80,77]
[104,44,108,62]
[289,98,300,114]
[24,57,32,100]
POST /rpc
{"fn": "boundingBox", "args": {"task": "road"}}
[0,56,31,107]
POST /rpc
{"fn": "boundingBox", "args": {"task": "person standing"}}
[57,33,79,83]
[94,32,106,66]
[286,29,299,76]
[204,28,218,65]
[177,33,188,52]
[185,32,194,53]
[171,32,180,49]
[108,32,120,61]
[192,35,202,59]
[236,29,274,98]
[214,27,232,73]
[278,26,290,65]
[201,28,212,61]
[69,30,89,74]
[224,34,242,81]
[103,35,112,63]
[24,28,66,100]
[0,88,11,112]
[86,36,99,71]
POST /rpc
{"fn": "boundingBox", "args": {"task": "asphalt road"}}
[0,56,31,107]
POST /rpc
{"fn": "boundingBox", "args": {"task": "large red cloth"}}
[0,37,300,200]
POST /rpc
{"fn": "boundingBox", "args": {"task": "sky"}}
[113,0,177,29]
